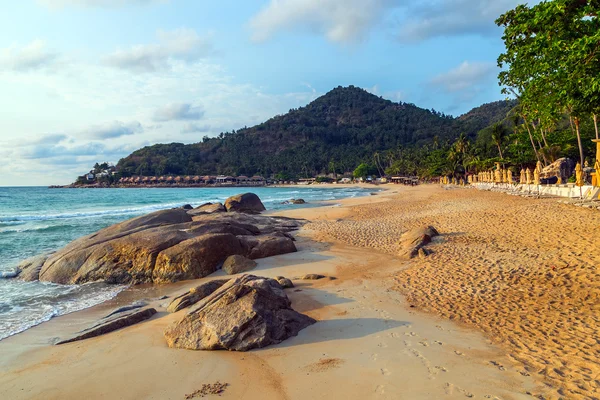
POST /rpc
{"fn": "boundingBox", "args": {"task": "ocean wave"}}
[0,201,203,223]
[0,282,126,341]
[0,270,19,279]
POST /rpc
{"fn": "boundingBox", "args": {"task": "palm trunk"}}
[594,114,599,140]
[497,143,504,159]
[574,117,585,167]
[522,115,540,163]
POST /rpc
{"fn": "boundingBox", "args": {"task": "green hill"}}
[115,86,516,178]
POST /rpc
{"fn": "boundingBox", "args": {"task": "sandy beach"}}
[1,184,596,399]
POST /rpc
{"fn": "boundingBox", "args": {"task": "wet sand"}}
[0,184,572,399]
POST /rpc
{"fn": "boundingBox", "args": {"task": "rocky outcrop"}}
[224,193,266,214]
[167,279,228,313]
[399,226,439,259]
[56,307,156,345]
[164,275,315,351]
[300,274,326,280]
[541,158,575,183]
[19,195,303,285]
[222,255,257,275]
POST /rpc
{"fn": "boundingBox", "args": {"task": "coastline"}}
[0,184,555,399]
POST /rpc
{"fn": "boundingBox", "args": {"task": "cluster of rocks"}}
[282,198,306,205]
[16,193,304,285]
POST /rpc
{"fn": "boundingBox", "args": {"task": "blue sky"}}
[0,0,524,186]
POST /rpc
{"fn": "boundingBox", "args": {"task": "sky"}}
[0,0,526,186]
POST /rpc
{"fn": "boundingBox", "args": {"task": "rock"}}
[541,158,575,183]
[224,193,266,214]
[301,274,325,280]
[167,279,228,313]
[276,276,294,288]
[400,226,439,259]
[417,248,429,259]
[164,275,315,351]
[290,199,306,204]
[17,254,50,281]
[153,233,244,283]
[103,301,147,319]
[56,307,156,345]
[181,204,193,210]
[188,202,226,215]
[222,255,257,275]
[238,235,297,260]
[25,201,302,285]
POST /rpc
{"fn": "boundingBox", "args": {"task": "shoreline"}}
[0,184,555,399]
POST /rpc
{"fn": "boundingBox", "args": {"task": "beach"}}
[0,184,597,399]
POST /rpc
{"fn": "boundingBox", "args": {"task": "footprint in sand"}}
[404,332,418,337]
[380,368,391,376]
[434,340,443,345]
[375,385,385,395]
[388,332,400,339]
[371,353,378,361]
[435,366,447,372]
[418,340,430,347]
[446,383,474,398]
[489,361,506,371]
[454,350,465,356]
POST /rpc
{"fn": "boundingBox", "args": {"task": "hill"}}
[114,86,515,178]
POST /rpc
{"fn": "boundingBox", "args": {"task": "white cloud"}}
[181,123,211,134]
[38,0,167,8]
[0,40,58,72]
[365,85,405,102]
[103,28,213,72]
[398,0,522,42]
[81,120,143,139]
[249,0,401,44]
[430,61,495,93]
[0,56,320,185]
[153,103,204,122]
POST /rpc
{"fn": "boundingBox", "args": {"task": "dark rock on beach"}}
[18,194,302,285]
[188,202,226,215]
[56,307,157,345]
[164,274,315,351]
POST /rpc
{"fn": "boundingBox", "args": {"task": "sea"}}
[0,186,371,341]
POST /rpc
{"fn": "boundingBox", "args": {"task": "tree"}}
[353,163,372,179]
[490,123,507,159]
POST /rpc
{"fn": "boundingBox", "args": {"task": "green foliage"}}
[353,163,375,179]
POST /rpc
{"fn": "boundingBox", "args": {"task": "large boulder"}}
[164,275,315,351]
[22,199,302,285]
[224,193,266,214]
[167,279,228,313]
[541,158,575,183]
[238,235,297,260]
[17,253,50,281]
[222,255,257,275]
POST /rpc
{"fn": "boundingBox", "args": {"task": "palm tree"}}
[491,123,507,159]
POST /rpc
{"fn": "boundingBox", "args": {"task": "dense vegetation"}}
[115,86,515,179]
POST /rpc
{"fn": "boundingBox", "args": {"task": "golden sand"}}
[309,185,600,399]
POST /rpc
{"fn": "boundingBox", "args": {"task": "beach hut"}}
[166,176,174,184]
[193,176,201,184]
[174,176,182,184]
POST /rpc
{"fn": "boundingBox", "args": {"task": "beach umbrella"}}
[534,162,541,185]
[576,163,584,187]
[507,170,513,184]
[526,168,532,184]
[494,163,501,183]
[502,169,507,183]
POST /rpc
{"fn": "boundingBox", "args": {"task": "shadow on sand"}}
[273,317,410,348]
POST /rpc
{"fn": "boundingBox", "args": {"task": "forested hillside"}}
[115,86,515,178]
